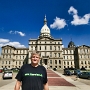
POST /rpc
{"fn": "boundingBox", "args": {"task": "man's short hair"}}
[31,51,40,58]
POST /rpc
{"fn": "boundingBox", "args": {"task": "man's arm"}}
[44,82,49,90]
[14,80,21,90]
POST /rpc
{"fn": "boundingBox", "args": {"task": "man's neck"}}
[31,63,39,67]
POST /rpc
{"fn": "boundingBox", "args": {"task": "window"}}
[9,61,10,64]
[45,52,47,56]
[19,61,21,65]
[67,50,68,54]
[3,55,4,58]
[23,56,24,59]
[80,55,82,58]
[31,46,33,50]
[64,61,66,65]
[5,49,7,53]
[54,46,56,50]
[4,49,5,53]
[85,66,87,68]
[58,53,60,57]
[85,61,86,64]
[6,61,7,64]
[16,61,17,65]
[7,49,8,53]
[54,53,56,57]
[40,46,41,50]
[20,56,21,59]
[55,66,57,68]
[67,62,69,65]
[70,50,72,54]
[59,66,61,68]
[81,61,83,64]
[50,60,52,64]
[59,60,61,64]
[70,56,72,59]
[58,42,60,44]
[64,56,65,59]
[88,61,90,64]
[58,46,60,50]
[10,49,11,53]
[50,46,52,50]
[45,46,46,50]
[50,52,52,57]
[71,62,72,65]
[16,56,18,59]
[55,60,57,64]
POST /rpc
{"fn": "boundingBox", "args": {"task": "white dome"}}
[40,24,50,34]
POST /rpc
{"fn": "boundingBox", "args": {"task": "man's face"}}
[31,54,40,65]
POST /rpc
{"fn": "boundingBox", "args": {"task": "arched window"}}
[81,61,83,64]
[85,61,86,64]
[16,61,17,65]
[59,60,61,64]
[67,62,69,65]
[55,60,57,64]
[71,62,72,65]
[64,61,66,65]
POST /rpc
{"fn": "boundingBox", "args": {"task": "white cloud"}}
[0,38,26,48]
[68,6,77,15]
[0,38,9,43]
[9,30,25,36]
[4,42,26,48]
[68,6,90,25]
[50,17,67,29]
[15,31,25,36]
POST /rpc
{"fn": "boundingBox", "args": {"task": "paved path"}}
[47,70,75,86]
[0,69,90,90]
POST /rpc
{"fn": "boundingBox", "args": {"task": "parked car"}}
[0,68,3,73]
[2,70,13,79]
[53,68,57,71]
[64,70,73,76]
[74,69,81,75]
[78,72,90,79]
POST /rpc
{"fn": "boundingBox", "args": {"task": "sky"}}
[0,0,90,53]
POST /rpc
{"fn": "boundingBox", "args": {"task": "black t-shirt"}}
[15,64,48,90]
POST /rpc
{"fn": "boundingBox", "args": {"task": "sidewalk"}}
[0,70,90,90]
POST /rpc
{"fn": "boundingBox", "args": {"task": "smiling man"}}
[14,51,49,90]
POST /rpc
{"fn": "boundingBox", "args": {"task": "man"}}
[14,51,49,90]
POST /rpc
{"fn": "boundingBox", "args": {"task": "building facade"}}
[0,16,90,70]
[0,45,28,69]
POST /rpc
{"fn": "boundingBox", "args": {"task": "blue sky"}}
[0,0,90,53]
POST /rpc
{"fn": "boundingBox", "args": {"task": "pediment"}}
[2,45,15,49]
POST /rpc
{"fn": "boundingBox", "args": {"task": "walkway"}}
[0,69,90,90]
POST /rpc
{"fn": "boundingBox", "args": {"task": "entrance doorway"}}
[43,59,47,65]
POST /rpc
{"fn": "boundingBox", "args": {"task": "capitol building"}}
[0,16,90,70]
